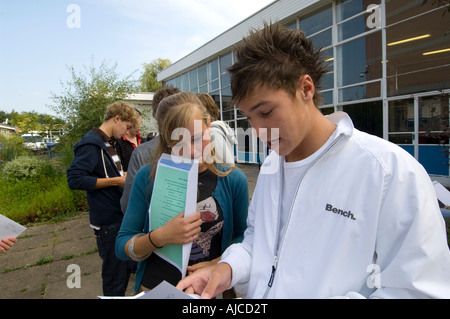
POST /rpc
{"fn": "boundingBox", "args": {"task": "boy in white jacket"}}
[177,22,450,299]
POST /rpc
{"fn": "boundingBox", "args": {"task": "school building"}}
[157,0,450,178]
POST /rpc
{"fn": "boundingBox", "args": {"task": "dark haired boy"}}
[177,22,450,299]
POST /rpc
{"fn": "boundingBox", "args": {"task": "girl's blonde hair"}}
[150,91,233,179]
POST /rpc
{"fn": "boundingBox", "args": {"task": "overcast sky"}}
[0,0,274,116]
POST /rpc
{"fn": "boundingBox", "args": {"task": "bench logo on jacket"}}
[325,203,356,221]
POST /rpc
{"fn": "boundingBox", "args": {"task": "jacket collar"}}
[325,111,354,138]
[259,112,355,175]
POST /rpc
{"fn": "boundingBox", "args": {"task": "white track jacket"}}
[221,112,450,299]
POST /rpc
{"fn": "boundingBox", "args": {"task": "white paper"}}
[433,181,450,207]
[139,280,200,299]
[98,281,200,299]
[0,214,26,239]
[97,291,147,299]
[149,153,199,278]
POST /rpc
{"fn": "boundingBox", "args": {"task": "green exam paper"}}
[148,153,198,275]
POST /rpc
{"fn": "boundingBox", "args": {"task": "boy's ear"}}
[298,75,315,102]
[114,115,121,123]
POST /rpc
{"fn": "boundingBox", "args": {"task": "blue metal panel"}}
[419,145,449,176]
[399,145,415,158]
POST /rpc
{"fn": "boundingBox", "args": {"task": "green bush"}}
[0,133,30,165]
[54,142,75,171]
[2,156,57,182]
[0,156,88,224]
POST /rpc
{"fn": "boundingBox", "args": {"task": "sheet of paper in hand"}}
[149,153,199,278]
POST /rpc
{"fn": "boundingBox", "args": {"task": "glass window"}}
[388,98,415,133]
[221,86,232,98]
[320,106,335,116]
[285,20,297,30]
[189,69,198,93]
[174,76,182,90]
[387,66,450,97]
[166,79,175,88]
[320,90,333,106]
[198,64,207,86]
[336,0,381,22]
[220,53,232,72]
[300,5,332,37]
[209,90,221,111]
[220,52,233,88]
[339,81,381,102]
[221,87,233,121]
[389,134,413,144]
[209,59,219,81]
[237,119,253,153]
[336,0,382,40]
[309,28,332,49]
[343,101,383,137]
[337,31,382,87]
[209,59,219,91]
[226,120,235,130]
[221,73,230,89]
[222,109,234,122]
[338,14,366,41]
[181,73,189,91]
[386,8,450,97]
[386,0,439,26]
[419,94,450,145]
[322,49,334,90]
[210,79,220,91]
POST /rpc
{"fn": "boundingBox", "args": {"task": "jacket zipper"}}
[262,133,344,298]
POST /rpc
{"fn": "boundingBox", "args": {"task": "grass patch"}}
[0,156,88,224]
[34,255,55,266]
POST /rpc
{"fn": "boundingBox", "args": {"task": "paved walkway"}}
[0,164,260,299]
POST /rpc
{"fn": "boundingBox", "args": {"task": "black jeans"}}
[94,223,134,296]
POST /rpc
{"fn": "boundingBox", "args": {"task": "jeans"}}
[94,223,134,296]
[441,208,450,218]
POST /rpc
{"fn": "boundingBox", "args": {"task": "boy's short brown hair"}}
[152,85,181,118]
[104,101,139,127]
[228,21,328,106]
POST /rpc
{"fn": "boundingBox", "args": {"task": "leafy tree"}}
[49,59,138,145]
[140,58,171,92]
[0,110,8,123]
[14,111,41,132]
[0,110,66,132]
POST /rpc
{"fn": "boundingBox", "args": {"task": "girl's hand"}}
[153,212,202,247]
[0,237,17,254]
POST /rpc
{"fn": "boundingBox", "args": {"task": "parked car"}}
[21,134,48,152]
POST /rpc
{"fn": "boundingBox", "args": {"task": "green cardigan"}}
[116,163,249,292]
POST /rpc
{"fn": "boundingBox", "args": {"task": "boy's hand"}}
[177,262,232,299]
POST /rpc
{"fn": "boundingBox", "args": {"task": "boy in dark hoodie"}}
[67,101,139,296]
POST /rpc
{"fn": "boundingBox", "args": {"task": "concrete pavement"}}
[0,163,260,299]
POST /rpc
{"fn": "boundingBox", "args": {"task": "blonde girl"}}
[116,92,249,293]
